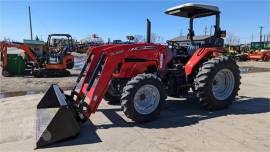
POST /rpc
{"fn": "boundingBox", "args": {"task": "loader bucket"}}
[36,84,80,148]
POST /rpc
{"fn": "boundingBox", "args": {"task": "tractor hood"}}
[89,43,165,55]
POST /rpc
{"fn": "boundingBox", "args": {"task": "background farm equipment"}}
[75,42,103,54]
[35,3,240,148]
[225,44,248,61]
[250,41,270,51]
[245,41,270,61]
[0,34,75,77]
[235,42,270,62]
[244,50,270,61]
[227,41,270,62]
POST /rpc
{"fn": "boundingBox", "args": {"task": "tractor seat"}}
[187,44,199,55]
[166,47,191,65]
[166,47,174,64]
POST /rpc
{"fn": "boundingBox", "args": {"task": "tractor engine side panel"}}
[114,61,159,78]
[114,45,167,78]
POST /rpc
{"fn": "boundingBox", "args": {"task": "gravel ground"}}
[237,61,270,68]
[0,71,269,152]
[0,52,86,97]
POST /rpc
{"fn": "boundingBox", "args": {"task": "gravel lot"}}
[0,71,269,152]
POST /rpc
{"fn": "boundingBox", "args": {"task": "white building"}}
[80,34,104,44]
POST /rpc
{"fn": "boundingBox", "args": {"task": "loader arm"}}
[72,44,117,104]
[74,43,163,118]
[78,47,128,118]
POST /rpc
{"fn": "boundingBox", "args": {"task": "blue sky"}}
[0,0,269,43]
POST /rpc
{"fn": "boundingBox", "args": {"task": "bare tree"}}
[134,35,144,43]
[151,33,164,43]
[226,32,240,45]
[133,33,164,43]
[2,37,13,42]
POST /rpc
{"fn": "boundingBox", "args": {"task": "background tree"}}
[226,32,240,45]
[134,35,144,43]
[151,33,164,43]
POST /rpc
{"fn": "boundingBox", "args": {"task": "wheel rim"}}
[134,84,160,115]
[212,69,235,101]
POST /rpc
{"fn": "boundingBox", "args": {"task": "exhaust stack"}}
[146,18,151,43]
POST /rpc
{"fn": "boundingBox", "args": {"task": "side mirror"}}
[127,36,135,41]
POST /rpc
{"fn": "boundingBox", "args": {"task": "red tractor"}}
[36,3,241,148]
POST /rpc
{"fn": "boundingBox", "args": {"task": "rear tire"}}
[121,73,165,122]
[104,79,126,104]
[263,56,269,62]
[33,70,43,78]
[234,56,240,61]
[194,56,241,110]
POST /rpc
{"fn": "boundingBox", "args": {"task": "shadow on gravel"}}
[43,120,101,149]
[44,96,269,148]
[95,96,270,129]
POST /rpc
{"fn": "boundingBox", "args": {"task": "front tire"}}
[194,56,241,110]
[2,69,11,77]
[67,61,74,69]
[121,73,165,122]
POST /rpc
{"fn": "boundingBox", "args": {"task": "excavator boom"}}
[0,42,38,67]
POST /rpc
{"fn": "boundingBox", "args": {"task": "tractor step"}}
[36,84,80,148]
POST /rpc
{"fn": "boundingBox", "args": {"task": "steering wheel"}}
[167,41,182,50]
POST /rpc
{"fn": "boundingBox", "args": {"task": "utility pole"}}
[204,25,208,36]
[251,33,254,42]
[210,25,213,36]
[28,6,33,40]
[259,26,263,46]
[263,35,266,42]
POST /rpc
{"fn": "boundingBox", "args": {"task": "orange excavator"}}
[0,34,74,77]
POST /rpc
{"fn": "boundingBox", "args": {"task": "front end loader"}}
[35,3,241,148]
[36,42,166,148]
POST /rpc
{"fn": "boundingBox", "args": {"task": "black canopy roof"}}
[165,3,220,18]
